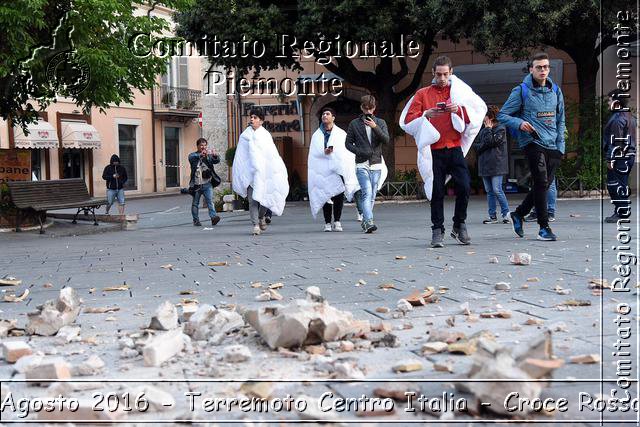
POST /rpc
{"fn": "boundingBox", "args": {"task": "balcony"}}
[154,86,202,121]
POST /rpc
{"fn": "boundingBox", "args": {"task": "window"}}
[160,57,188,88]
[118,124,137,190]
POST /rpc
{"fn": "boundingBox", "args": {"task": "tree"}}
[176,0,475,172]
[464,0,636,135]
[0,0,193,132]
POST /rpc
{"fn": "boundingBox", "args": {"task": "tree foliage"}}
[0,0,193,132]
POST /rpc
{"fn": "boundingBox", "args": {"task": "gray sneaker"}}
[451,223,471,245]
[431,228,444,248]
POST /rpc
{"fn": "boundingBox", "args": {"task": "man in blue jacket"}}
[188,137,221,227]
[498,52,565,241]
[603,89,636,223]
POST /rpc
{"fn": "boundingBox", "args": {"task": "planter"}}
[0,210,38,229]
[232,199,245,210]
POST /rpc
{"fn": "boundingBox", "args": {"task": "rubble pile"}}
[27,288,81,336]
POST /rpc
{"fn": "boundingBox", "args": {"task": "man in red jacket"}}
[404,56,471,248]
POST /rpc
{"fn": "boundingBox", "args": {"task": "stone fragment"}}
[2,341,32,363]
[55,325,81,343]
[0,319,18,337]
[83,306,120,314]
[339,341,355,352]
[0,276,21,286]
[369,332,400,348]
[433,362,453,372]
[38,399,125,421]
[4,289,29,302]
[480,310,512,319]
[421,341,448,354]
[184,305,244,342]
[131,385,175,412]
[26,288,81,336]
[255,289,283,301]
[429,330,466,344]
[525,318,544,326]
[244,299,358,349]
[25,358,71,382]
[392,360,423,373]
[304,344,325,355]
[495,282,511,291]
[296,395,341,421]
[149,301,179,331]
[73,355,105,376]
[14,354,44,374]
[223,345,252,363]
[240,382,273,399]
[375,307,390,314]
[509,252,532,265]
[396,299,413,312]
[447,340,477,355]
[142,328,188,367]
[305,286,324,303]
[569,354,600,364]
[333,361,365,378]
[489,256,499,264]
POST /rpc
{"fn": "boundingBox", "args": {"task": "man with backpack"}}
[498,52,565,241]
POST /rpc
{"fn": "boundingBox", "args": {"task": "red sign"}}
[198,112,203,128]
[0,149,31,184]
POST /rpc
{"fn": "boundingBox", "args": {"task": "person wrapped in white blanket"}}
[399,55,486,248]
[232,109,289,235]
[307,107,360,232]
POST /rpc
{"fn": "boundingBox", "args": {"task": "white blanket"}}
[307,126,360,218]
[399,75,486,200]
[232,126,289,216]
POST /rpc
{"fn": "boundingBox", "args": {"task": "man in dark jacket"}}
[603,89,636,223]
[345,95,389,233]
[102,154,128,215]
[188,137,221,227]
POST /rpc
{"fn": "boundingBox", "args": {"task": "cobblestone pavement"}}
[0,194,637,425]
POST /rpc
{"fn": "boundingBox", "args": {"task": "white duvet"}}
[307,125,360,218]
[399,75,486,200]
[232,126,289,216]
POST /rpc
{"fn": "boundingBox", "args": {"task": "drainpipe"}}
[148,3,158,193]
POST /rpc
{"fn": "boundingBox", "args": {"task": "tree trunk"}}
[375,85,400,177]
[570,50,600,169]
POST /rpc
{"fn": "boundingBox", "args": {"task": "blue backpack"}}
[508,82,560,138]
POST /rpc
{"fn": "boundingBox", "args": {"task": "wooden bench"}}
[7,179,107,233]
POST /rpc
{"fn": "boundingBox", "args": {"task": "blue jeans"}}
[356,168,381,223]
[531,178,556,215]
[107,188,125,207]
[191,182,216,221]
[482,176,510,217]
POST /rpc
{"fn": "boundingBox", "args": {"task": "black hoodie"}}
[102,154,128,190]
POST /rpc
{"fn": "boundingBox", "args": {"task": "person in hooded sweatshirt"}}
[102,154,128,215]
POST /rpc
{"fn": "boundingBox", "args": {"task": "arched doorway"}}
[318,97,361,131]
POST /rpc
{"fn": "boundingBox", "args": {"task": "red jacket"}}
[404,84,469,150]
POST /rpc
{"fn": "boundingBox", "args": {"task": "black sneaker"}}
[548,214,555,222]
[537,226,557,241]
[510,212,524,237]
[482,216,498,224]
[211,215,221,226]
[193,219,201,226]
[265,216,272,224]
[524,212,537,222]
[365,221,377,234]
[451,224,471,245]
[605,213,620,223]
[431,228,444,248]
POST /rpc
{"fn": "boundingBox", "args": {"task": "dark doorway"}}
[62,149,84,179]
[318,97,361,131]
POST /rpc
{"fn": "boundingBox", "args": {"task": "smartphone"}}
[436,102,447,110]
[364,114,374,121]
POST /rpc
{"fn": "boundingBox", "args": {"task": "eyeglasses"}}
[534,65,550,71]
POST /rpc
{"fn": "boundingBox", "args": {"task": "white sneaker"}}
[356,213,363,222]
[252,225,261,235]
[323,223,332,232]
[259,218,267,231]
[332,221,343,232]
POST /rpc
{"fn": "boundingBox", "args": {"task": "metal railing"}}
[154,86,202,111]
[378,181,425,199]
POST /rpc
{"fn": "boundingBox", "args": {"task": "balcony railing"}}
[154,86,202,111]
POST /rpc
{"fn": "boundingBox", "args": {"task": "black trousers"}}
[607,156,634,216]
[515,143,562,228]
[431,147,470,231]
[323,193,344,223]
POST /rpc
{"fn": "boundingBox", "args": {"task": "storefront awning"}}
[61,122,101,149]
[13,120,59,149]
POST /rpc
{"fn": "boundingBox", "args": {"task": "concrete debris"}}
[296,395,341,421]
[13,354,44,374]
[55,325,81,343]
[184,304,244,342]
[392,360,423,373]
[255,288,283,301]
[25,358,71,383]
[0,276,21,286]
[3,288,29,302]
[83,306,120,314]
[149,301,179,331]
[339,341,355,352]
[447,340,477,355]
[26,287,81,336]
[374,385,420,401]
[509,252,532,265]
[73,355,105,376]
[589,278,610,289]
[525,318,544,326]
[269,282,284,289]
[421,341,448,354]
[489,256,499,264]
[368,332,400,348]
[375,307,390,314]
[569,354,600,364]
[130,385,175,412]
[433,362,453,372]
[405,288,438,306]
[429,330,466,344]
[494,282,511,291]
[0,319,18,337]
[38,398,125,421]
[142,328,189,367]
[396,299,413,312]
[459,332,559,416]
[181,303,199,322]
[305,286,324,303]
[480,310,512,319]
[305,344,325,355]
[333,361,365,379]
[2,340,32,363]
[120,348,139,359]
[223,344,252,363]
[240,382,273,399]
[244,297,358,350]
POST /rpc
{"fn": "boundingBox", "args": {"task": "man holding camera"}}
[498,52,565,241]
[188,137,221,227]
